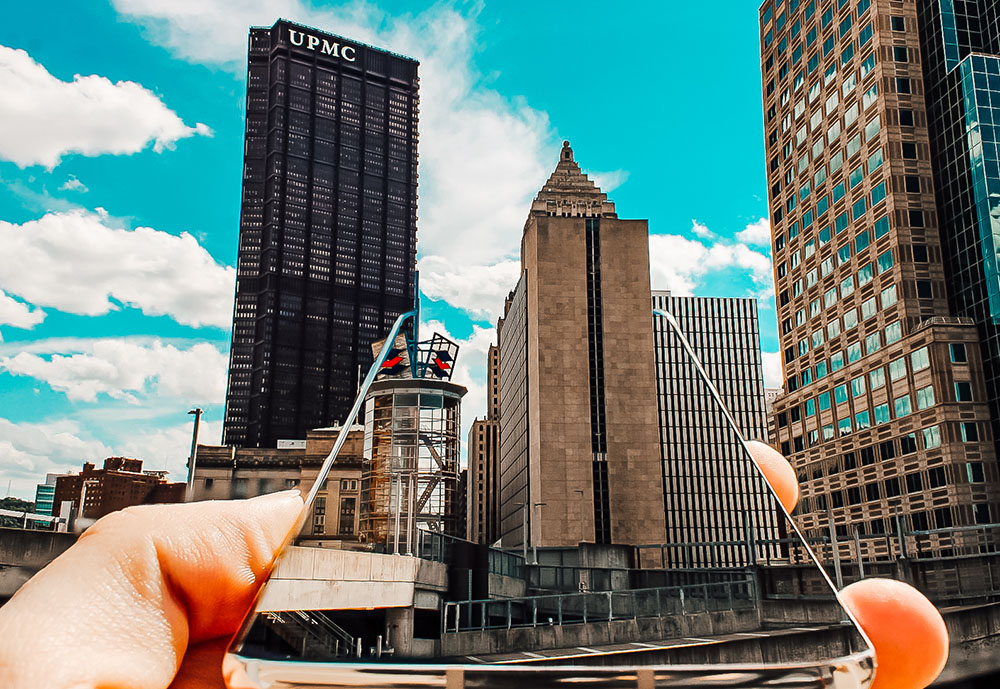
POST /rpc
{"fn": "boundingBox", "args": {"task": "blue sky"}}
[0,1,778,499]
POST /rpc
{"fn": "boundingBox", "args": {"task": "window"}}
[852,197,867,220]
[974,504,992,525]
[896,78,911,94]
[902,142,917,158]
[850,375,866,398]
[859,22,873,46]
[911,346,930,371]
[816,360,828,378]
[806,399,816,417]
[835,384,849,404]
[881,284,898,307]
[871,182,886,206]
[841,275,855,297]
[893,46,908,62]
[866,483,880,501]
[900,433,917,454]
[856,229,870,253]
[891,16,905,31]
[865,332,881,354]
[916,385,935,410]
[894,394,912,417]
[874,403,890,424]
[827,318,841,339]
[917,280,932,298]
[862,296,877,320]
[825,287,838,308]
[967,461,985,482]
[950,343,967,362]
[885,477,900,497]
[962,422,980,443]
[858,262,874,286]
[850,165,864,189]
[929,467,946,489]
[905,175,920,193]
[856,410,871,430]
[906,472,923,494]
[819,391,831,411]
[837,243,852,266]
[886,321,902,344]
[844,309,859,330]
[889,357,907,381]
[923,425,942,449]
[868,148,884,173]
[877,249,893,273]
[955,381,973,401]
[848,342,862,362]
[874,216,889,239]
[870,366,885,388]
[839,417,853,436]
[832,351,845,371]
[900,108,914,126]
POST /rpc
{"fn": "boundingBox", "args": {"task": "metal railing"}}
[442,578,755,634]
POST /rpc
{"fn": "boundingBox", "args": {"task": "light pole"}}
[533,502,547,565]
[186,408,203,501]
[515,501,529,563]
[573,489,585,545]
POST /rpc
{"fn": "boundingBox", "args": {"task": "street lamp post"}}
[533,502,547,565]
[515,501,528,563]
[187,408,203,501]
[573,489,585,545]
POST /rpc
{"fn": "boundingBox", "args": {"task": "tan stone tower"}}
[498,141,666,550]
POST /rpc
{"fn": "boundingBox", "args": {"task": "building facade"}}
[223,19,419,448]
[759,0,1000,560]
[466,344,501,544]
[194,426,365,546]
[918,1,1000,453]
[53,458,185,520]
[652,291,780,566]
[497,142,666,551]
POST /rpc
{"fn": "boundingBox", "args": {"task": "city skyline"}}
[0,2,779,499]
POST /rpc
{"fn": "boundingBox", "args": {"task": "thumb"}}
[0,490,302,689]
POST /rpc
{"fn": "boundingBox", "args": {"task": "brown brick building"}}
[53,458,185,520]
[193,427,364,547]
[759,0,1000,560]
[498,142,666,551]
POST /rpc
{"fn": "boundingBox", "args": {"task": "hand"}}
[747,440,949,689]
[0,491,302,689]
[0,451,948,689]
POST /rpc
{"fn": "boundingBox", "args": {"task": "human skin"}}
[0,444,947,689]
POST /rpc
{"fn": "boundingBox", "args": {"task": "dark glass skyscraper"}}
[223,20,419,448]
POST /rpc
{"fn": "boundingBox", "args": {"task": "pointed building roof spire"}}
[527,141,617,222]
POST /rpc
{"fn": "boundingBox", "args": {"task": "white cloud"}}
[0,45,211,168]
[587,169,629,194]
[0,418,111,499]
[0,338,228,404]
[691,220,715,240]
[0,290,45,334]
[59,175,88,193]
[110,1,553,266]
[761,350,783,389]
[735,217,771,247]
[649,223,774,299]
[418,256,521,322]
[0,210,235,328]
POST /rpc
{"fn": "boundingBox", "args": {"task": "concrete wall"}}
[0,528,77,600]
[256,546,447,612]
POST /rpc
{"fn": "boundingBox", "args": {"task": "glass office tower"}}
[759,0,1000,560]
[223,20,419,447]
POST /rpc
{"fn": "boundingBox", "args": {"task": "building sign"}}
[288,29,357,62]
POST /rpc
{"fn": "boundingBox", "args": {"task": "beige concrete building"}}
[498,142,666,551]
[758,0,1000,559]
[466,344,501,545]
[193,426,364,547]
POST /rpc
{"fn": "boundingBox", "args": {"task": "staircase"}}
[262,610,357,658]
